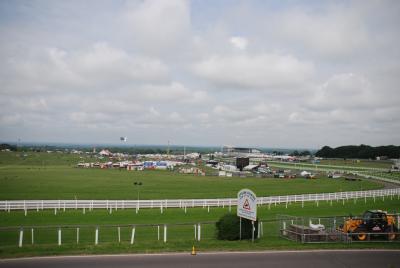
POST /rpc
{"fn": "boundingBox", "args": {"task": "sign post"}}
[237,189,257,242]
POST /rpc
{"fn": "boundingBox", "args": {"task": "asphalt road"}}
[0,250,399,268]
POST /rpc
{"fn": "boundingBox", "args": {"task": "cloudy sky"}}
[1,0,399,148]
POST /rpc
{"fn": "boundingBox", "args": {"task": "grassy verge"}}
[1,197,399,258]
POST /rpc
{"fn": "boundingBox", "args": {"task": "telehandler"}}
[340,210,398,241]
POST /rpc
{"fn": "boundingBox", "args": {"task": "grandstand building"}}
[222,146,261,157]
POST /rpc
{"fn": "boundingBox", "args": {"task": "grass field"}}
[0,166,383,200]
[0,197,399,258]
[267,161,388,172]
[362,171,400,182]
[0,151,398,258]
[0,152,384,200]
[319,159,393,169]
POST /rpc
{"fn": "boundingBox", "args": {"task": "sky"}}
[0,0,400,149]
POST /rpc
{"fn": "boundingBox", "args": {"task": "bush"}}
[216,213,258,240]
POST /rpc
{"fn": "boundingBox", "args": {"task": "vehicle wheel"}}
[385,226,397,241]
[354,227,368,241]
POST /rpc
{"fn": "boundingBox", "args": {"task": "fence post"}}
[164,225,167,243]
[397,215,399,230]
[157,225,160,241]
[118,227,121,243]
[31,228,34,245]
[77,228,79,244]
[197,224,201,241]
[282,222,287,236]
[19,228,23,248]
[95,227,99,245]
[130,227,135,244]
[194,224,197,240]
[58,228,62,246]
[261,222,264,237]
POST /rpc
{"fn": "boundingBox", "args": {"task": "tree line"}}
[315,144,400,159]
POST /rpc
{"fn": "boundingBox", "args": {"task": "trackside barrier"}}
[0,222,219,248]
[0,219,272,248]
[1,188,399,211]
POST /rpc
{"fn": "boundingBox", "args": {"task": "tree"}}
[216,214,258,240]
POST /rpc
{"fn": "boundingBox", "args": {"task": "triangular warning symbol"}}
[243,199,251,210]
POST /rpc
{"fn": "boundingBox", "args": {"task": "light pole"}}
[134,181,142,213]
[133,181,143,201]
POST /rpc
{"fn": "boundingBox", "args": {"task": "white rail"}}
[1,188,399,211]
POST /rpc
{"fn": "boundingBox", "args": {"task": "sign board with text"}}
[237,189,257,221]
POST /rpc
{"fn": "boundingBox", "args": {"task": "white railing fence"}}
[1,188,399,211]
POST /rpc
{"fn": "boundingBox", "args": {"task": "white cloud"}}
[74,42,169,83]
[308,73,377,111]
[4,43,170,96]
[193,53,314,89]
[1,1,400,147]
[273,6,369,57]
[122,0,191,55]
[139,82,209,104]
[230,36,248,50]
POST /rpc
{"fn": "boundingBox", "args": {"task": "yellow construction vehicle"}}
[340,210,398,241]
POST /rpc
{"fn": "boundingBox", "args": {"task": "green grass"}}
[268,160,391,172]
[0,197,399,258]
[0,167,382,200]
[0,151,92,166]
[319,159,393,169]
[0,151,398,258]
[362,171,400,182]
[0,151,384,200]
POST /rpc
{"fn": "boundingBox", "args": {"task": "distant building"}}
[392,159,400,172]
[99,149,112,156]
[222,146,261,157]
[236,157,250,171]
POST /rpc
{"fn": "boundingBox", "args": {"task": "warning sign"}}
[237,189,257,221]
[243,199,251,210]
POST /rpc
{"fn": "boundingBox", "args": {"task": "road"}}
[1,250,399,268]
